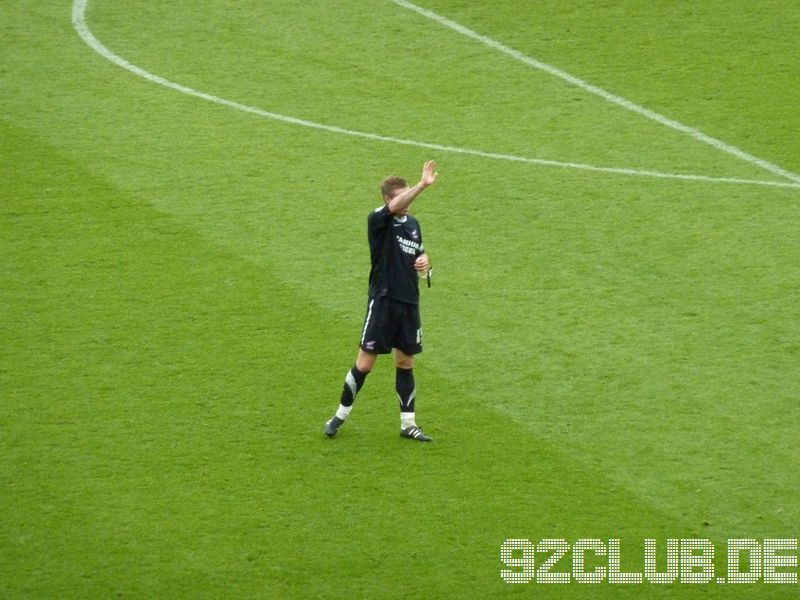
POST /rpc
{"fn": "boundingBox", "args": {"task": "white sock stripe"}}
[400,412,416,428]
[335,404,353,420]
[345,370,358,399]
[397,389,415,410]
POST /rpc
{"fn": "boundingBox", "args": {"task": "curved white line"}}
[71,0,800,190]
[393,0,800,186]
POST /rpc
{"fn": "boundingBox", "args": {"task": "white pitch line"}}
[392,0,800,185]
[71,0,800,190]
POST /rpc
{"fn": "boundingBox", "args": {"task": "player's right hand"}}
[421,160,438,188]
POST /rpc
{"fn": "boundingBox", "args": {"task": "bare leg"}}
[356,349,378,372]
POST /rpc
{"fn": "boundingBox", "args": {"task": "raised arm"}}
[387,160,438,214]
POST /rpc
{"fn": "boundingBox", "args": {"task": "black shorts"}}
[359,296,422,355]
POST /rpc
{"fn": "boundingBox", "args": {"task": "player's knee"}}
[356,351,376,373]
[394,353,414,369]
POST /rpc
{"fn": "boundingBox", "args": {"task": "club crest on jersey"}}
[410,229,419,240]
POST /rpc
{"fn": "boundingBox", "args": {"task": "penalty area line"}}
[71,0,800,190]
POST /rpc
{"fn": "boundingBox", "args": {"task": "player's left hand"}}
[414,254,430,273]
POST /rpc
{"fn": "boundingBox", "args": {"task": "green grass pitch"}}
[2,1,799,597]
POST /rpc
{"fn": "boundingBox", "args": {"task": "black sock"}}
[340,366,369,407]
[396,367,415,413]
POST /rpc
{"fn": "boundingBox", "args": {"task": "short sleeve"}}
[368,204,393,233]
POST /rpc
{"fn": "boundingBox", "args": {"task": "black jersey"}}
[367,205,425,305]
